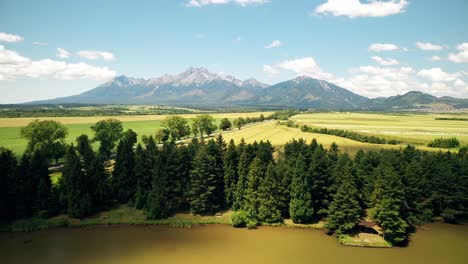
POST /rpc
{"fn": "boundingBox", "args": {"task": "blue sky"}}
[0,0,467,103]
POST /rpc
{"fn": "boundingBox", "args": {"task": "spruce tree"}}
[232,145,254,210]
[326,170,362,235]
[30,150,51,212]
[0,148,17,220]
[189,147,219,215]
[61,146,92,218]
[373,163,409,245]
[224,140,239,207]
[309,145,332,217]
[244,157,264,221]
[289,156,314,223]
[146,152,170,219]
[112,131,137,203]
[257,162,283,223]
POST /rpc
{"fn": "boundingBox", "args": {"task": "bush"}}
[247,220,257,229]
[427,137,460,148]
[231,210,249,228]
[441,208,462,223]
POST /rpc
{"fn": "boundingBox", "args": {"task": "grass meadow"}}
[0,112,272,155]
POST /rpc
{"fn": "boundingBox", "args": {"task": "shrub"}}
[441,208,462,223]
[231,210,249,228]
[427,137,460,148]
[247,220,257,229]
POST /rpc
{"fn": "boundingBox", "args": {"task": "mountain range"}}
[32,67,468,111]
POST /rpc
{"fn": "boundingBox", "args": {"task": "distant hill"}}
[30,67,468,111]
[362,91,468,111]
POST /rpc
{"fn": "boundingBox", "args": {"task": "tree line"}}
[1,116,467,246]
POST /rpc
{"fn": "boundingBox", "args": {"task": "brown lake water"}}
[0,222,467,264]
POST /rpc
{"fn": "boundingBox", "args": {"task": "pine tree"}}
[257,162,283,223]
[14,153,35,218]
[146,152,170,219]
[326,170,362,235]
[244,157,264,221]
[289,156,314,223]
[30,150,51,212]
[189,146,219,215]
[0,148,17,220]
[224,140,239,207]
[112,132,136,203]
[373,163,409,245]
[232,145,254,210]
[309,145,332,217]
[61,146,92,218]
[205,139,225,208]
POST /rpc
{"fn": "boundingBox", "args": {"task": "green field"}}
[290,112,468,147]
[0,112,272,155]
[1,111,466,155]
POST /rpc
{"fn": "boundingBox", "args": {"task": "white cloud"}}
[265,40,282,49]
[265,57,335,81]
[369,43,399,52]
[314,0,408,18]
[0,45,115,81]
[448,43,468,63]
[417,68,461,82]
[78,50,115,61]
[32,41,47,46]
[262,65,279,76]
[57,48,71,59]
[429,55,441,61]
[415,42,443,51]
[371,56,399,66]
[186,0,269,7]
[0,32,23,43]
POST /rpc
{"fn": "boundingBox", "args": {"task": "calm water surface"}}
[0,222,467,264]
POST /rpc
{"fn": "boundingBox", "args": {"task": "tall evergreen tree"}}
[189,146,219,214]
[326,170,362,235]
[373,163,409,245]
[224,140,239,207]
[257,162,283,223]
[309,145,332,217]
[146,151,170,219]
[0,148,17,220]
[244,157,264,221]
[112,130,137,203]
[233,145,254,210]
[289,156,314,223]
[61,146,93,218]
[30,150,51,212]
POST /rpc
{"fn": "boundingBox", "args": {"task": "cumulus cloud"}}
[415,42,443,51]
[265,40,282,49]
[0,45,116,81]
[0,32,24,43]
[417,68,461,82]
[314,0,408,18]
[429,55,441,61]
[186,0,269,7]
[264,57,335,81]
[369,43,399,52]
[448,43,468,63]
[371,56,399,66]
[57,48,71,59]
[78,50,115,61]
[262,65,279,76]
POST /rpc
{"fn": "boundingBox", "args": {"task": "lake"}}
[0,222,467,264]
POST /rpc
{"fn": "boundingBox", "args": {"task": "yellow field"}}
[290,112,468,146]
[0,112,273,128]
[221,121,438,154]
